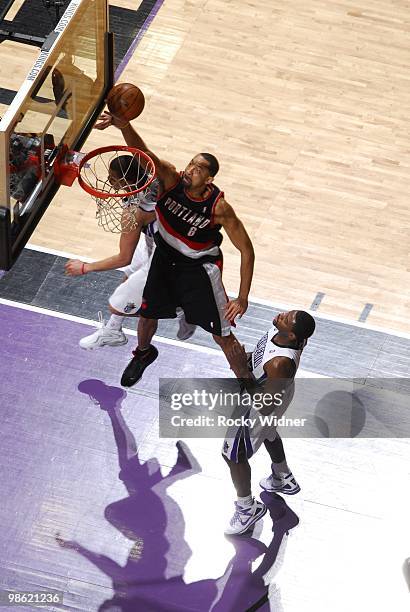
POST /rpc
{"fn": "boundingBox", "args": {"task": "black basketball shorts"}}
[138,247,231,337]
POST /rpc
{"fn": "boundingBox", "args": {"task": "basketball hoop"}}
[55,145,156,233]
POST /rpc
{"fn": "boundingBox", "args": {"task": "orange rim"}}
[77,145,156,199]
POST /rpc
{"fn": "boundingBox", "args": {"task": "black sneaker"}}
[121,345,159,387]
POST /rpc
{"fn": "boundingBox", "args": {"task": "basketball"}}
[107,83,145,122]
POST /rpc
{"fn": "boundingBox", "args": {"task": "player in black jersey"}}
[65,156,195,348]
[96,111,255,386]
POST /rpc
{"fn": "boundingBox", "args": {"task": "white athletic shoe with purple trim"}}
[259,471,300,495]
[79,312,127,350]
[224,499,267,535]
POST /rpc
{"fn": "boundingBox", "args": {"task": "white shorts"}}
[222,382,295,463]
[109,234,154,315]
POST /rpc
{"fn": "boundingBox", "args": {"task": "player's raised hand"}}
[65,259,87,276]
[226,340,247,360]
[226,340,249,376]
[94,110,129,130]
[94,111,114,130]
[225,296,248,322]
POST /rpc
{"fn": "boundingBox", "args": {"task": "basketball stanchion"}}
[54,144,156,233]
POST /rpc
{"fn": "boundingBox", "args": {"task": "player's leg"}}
[213,333,249,377]
[120,249,178,387]
[260,433,300,495]
[223,448,251,497]
[120,317,160,387]
[134,236,196,341]
[174,259,249,374]
[79,307,128,350]
[137,316,158,350]
[79,236,153,350]
[79,264,150,350]
[176,260,242,356]
[175,308,197,341]
[222,437,266,535]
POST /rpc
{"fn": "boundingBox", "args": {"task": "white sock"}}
[106,314,125,331]
[272,460,291,478]
[237,494,253,508]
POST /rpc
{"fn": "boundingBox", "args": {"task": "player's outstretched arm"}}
[259,357,296,415]
[214,198,255,321]
[64,209,154,275]
[94,111,179,192]
[226,342,295,414]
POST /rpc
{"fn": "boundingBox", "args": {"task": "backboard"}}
[0,0,114,270]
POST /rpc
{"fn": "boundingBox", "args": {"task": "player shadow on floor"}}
[214,493,299,612]
[56,379,299,612]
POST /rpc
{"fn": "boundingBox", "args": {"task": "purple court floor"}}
[0,302,409,611]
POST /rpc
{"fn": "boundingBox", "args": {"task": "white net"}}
[79,147,156,233]
[94,194,141,233]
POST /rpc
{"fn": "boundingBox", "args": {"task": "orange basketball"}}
[107,83,145,122]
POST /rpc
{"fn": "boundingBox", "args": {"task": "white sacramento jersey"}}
[132,177,159,214]
[249,325,304,384]
[123,177,160,240]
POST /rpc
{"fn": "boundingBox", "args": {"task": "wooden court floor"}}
[2,0,410,333]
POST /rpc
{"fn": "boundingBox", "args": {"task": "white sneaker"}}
[224,498,267,535]
[79,312,128,350]
[176,311,197,341]
[259,471,300,495]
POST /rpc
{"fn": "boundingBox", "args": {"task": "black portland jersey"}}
[155,174,224,260]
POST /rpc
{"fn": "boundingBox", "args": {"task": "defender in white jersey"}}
[65,156,195,347]
[223,310,316,535]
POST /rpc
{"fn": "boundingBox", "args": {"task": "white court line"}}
[26,243,95,262]
[0,297,325,377]
[27,242,410,340]
[0,297,219,356]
